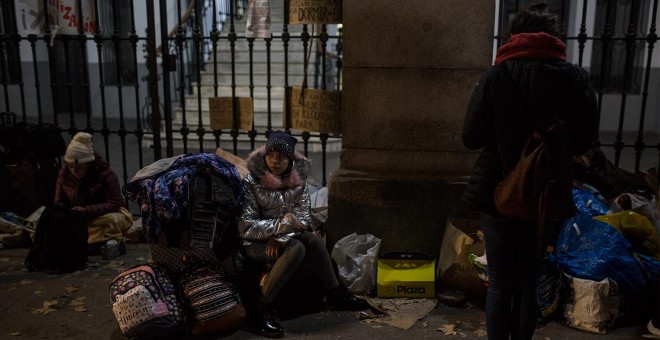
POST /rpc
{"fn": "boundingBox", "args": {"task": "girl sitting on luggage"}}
[55,132,131,248]
[239,130,367,338]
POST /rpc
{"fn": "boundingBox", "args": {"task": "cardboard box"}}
[376,251,436,298]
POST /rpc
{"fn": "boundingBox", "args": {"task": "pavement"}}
[0,243,653,340]
[4,124,656,339]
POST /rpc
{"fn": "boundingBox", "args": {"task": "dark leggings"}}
[244,231,339,303]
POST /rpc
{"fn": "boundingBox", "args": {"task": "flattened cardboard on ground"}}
[363,296,437,330]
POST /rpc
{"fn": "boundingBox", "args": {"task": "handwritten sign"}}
[287,0,342,25]
[16,0,97,35]
[112,286,158,333]
[285,87,341,134]
[209,97,254,131]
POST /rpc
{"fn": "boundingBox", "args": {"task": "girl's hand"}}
[282,213,306,232]
[265,238,284,259]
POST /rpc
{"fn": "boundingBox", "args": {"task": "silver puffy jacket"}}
[238,146,312,245]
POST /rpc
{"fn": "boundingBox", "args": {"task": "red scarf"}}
[494,32,567,64]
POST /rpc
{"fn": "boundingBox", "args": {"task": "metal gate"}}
[0,0,343,192]
[0,0,658,197]
[497,0,659,175]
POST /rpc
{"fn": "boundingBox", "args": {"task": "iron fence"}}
[0,0,658,196]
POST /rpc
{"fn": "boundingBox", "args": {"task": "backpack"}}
[109,264,184,339]
[493,118,574,256]
[494,118,574,221]
[24,206,88,273]
[1,113,64,216]
[177,261,246,335]
[149,171,240,274]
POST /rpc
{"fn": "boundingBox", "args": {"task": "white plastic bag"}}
[331,233,381,294]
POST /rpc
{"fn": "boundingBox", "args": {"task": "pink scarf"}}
[494,32,567,64]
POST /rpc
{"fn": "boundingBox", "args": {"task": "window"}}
[99,0,136,85]
[497,0,568,46]
[52,38,89,115]
[0,1,21,85]
[589,0,649,94]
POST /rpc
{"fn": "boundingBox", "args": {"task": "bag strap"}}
[500,62,557,259]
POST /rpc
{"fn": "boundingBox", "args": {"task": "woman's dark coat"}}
[462,59,599,216]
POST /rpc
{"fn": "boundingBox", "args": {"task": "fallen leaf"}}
[20,279,33,285]
[73,306,88,312]
[70,297,86,306]
[32,306,56,314]
[90,273,101,278]
[9,331,20,336]
[65,286,79,294]
[422,321,428,328]
[0,258,10,262]
[136,256,145,261]
[474,329,487,337]
[34,289,42,295]
[43,299,59,307]
[437,324,457,335]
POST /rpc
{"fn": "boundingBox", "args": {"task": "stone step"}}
[144,130,342,153]
[190,84,286,97]
[184,93,285,109]
[211,51,311,64]
[172,107,282,127]
[199,72,312,86]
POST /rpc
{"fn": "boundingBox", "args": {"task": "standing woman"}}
[461,2,598,339]
[55,132,132,248]
[239,131,367,338]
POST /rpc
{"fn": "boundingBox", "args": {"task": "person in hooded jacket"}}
[462,3,598,339]
[239,130,367,338]
[55,132,131,248]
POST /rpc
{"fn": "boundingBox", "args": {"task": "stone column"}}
[327,1,495,256]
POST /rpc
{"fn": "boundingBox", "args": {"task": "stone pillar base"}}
[327,169,470,256]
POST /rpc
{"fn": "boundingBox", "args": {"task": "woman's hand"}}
[265,238,284,258]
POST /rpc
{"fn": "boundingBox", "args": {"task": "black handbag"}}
[25,206,88,273]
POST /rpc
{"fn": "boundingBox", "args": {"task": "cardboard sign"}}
[285,87,341,134]
[287,0,342,25]
[376,252,436,298]
[209,97,253,131]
